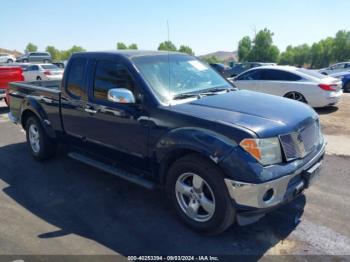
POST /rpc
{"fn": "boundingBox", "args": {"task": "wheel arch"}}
[283,91,308,103]
[154,127,237,184]
[20,98,56,139]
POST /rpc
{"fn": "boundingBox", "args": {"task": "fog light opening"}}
[263,188,275,203]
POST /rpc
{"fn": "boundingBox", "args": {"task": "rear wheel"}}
[43,59,49,63]
[36,76,41,81]
[284,92,307,103]
[25,116,57,160]
[7,59,13,63]
[166,154,235,235]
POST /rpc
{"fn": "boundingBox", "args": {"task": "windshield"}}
[296,68,328,79]
[132,54,230,103]
[41,64,60,70]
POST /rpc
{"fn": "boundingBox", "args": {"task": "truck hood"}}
[169,90,318,137]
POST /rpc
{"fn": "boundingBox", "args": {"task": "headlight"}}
[240,137,282,166]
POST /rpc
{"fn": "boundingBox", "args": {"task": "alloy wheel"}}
[285,92,306,102]
[28,124,40,153]
[175,172,216,222]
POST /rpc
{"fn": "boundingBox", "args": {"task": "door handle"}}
[84,108,97,114]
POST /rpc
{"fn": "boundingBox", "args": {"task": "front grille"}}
[280,120,321,161]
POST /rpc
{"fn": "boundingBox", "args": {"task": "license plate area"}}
[302,161,322,188]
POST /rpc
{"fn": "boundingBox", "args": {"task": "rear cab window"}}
[66,58,88,99]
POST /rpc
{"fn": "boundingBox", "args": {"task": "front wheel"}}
[344,82,350,93]
[166,154,235,235]
[25,116,57,160]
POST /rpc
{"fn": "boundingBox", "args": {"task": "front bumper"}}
[224,141,325,211]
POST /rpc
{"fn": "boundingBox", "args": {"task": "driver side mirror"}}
[107,88,135,104]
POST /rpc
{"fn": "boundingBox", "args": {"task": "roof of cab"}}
[71,50,183,59]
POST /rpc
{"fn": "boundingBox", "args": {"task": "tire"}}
[36,76,41,81]
[344,82,350,93]
[166,153,235,235]
[284,91,307,103]
[43,59,49,63]
[23,59,28,63]
[7,59,13,63]
[25,116,57,160]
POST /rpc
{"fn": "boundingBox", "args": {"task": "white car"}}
[23,64,63,81]
[319,62,350,75]
[232,65,343,108]
[0,53,16,63]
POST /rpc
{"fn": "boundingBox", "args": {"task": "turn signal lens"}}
[240,139,261,160]
[240,138,282,166]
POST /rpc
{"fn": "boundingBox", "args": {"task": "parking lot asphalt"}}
[0,96,349,259]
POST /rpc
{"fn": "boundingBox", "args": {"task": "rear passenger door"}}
[60,57,92,138]
[259,69,302,96]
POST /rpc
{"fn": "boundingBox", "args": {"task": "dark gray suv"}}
[16,52,52,63]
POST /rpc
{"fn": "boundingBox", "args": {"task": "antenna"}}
[167,20,171,101]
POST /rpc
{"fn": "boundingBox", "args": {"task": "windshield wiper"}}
[172,93,200,100]
[199,87,236,96]
[172,87,236,101]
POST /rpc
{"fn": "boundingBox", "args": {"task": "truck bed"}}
[9,80,63,133]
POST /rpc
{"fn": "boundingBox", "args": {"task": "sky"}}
[1,0,349,56]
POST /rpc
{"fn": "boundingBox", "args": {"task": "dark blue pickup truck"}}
[8,51,325,234]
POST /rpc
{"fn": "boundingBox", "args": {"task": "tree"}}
[201,55,222,64]
[46,46,61,61]
[333,30,350,62]
[237,28,279,63]
[60,45,86,60]
[238,36,252,62]
[310,42,324,68]
[279,45,295,65]
[117,42,128,50]
[280,44,310,67]
[128,43,138,50]
[248,28,280,62]
[158,41,177,51]
[25,42,38,53]
[293,44,310,67]
[178,45,194,56]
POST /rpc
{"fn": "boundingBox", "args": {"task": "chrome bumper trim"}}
[224,141,326,209]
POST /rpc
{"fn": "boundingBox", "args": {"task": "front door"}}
[84,58,149,168]
[23,65,39,81]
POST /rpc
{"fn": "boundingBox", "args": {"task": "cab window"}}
[66,58,88,99]
[93,60,138,101]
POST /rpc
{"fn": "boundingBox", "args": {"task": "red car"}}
[0,66,24,106]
